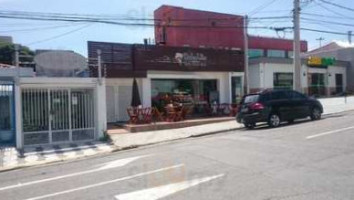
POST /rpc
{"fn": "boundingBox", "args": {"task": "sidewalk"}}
[0,141,116,172]
[319,96,354,115]
[109,120,243,150]
[110,95,354,150]
[1,96,353,172]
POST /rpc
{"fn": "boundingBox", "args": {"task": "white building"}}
[304,41,354,93]
[0,64,107,149]
[249,57,348,97]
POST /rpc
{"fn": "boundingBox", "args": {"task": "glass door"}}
[335,74,344,94]
[309,73,325,96]
[231,77,243,104]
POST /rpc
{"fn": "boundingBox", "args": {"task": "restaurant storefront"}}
[249,57,348,97]
[88,42,245,122]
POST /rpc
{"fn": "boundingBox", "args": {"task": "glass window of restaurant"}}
[273,73,293,90]
[268,50,286,58]
[151,79,218,115]
[249,49,264,58]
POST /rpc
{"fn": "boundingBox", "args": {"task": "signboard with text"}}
[307,57,335,67]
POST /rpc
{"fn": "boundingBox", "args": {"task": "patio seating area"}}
[126,103,238,125]
[107,103,239,133]
[109,116,235,133]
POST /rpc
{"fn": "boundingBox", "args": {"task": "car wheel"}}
[310,107,322,120]
[268,113,281,128]
[244,123,255,129]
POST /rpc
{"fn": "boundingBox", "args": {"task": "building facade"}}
[249,57,348,97]
[305,41,354,93]
[88,41,245,122]
[154,5,308,58]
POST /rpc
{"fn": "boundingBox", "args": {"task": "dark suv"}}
[236,90,323,129]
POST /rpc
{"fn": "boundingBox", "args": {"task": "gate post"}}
[15,84,23,150]
[95,80,107,139]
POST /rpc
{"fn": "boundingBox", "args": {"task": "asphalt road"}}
[2,111,354,200]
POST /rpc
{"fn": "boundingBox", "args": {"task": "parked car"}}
[236,90,323,129]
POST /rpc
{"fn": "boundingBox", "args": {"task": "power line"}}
[301,27,348,36]
[1,9,351,39]
[300,0,315,9]
[0,13,293,30]
[313,0,353,18]
[302,12,354,20]
[248,0,280,16]
[318,0,354,13]
[0,10,291,22]
[301,17,354,28]
[301,20,348,33]
[26,24,91,46]
[0,23,86,33]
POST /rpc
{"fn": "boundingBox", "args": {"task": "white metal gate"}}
[22,88,95,146]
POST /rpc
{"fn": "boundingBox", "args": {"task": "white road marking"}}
[306,126,354,139]
[24,164,184,200]
[0,154,151,191]
[115,174,224,200]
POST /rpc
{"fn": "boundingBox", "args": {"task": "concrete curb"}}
[191,127,243,138]
[112,125,243,150]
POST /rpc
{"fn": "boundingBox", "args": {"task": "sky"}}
[0,0,353,56]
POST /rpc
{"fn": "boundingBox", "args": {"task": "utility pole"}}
[316,37,325,47]
[293,0,302,93]
[243,15,250,95]
[14,44,20,67]
[97,49,102,85]
[14,44,20,85]
[348,31,352,44]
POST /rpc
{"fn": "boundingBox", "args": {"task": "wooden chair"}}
[229,104,239,117]
[220,103,230,116]
[152,107,164,122]
[127,107,139,124]
[203,104,213,116]
[165,106,177,122]
[181,106,191,120]
[141,107,153,124]
[174,106,184,122]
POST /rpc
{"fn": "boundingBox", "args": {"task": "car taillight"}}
[250,102,265,110]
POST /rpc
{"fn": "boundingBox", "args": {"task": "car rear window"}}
[243,95,260,104]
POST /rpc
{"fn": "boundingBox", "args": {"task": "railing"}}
[22,88,95,146]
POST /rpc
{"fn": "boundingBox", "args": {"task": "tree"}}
[0,42,34,66]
